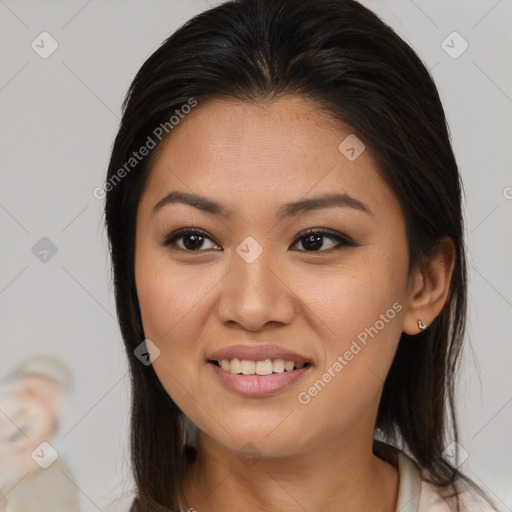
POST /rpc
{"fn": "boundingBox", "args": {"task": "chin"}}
[202,422,308,460]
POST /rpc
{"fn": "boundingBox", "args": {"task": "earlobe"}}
[402,236,456,335]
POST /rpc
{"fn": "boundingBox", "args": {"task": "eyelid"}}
[161,227,221,250]
[162,227,356,252]
[290,227,356,250]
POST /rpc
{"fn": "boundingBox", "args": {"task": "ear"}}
[402,236,456,335]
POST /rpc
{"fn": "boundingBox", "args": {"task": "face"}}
[135,96,413,459]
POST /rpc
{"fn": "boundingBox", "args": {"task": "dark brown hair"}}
[104,0,498,510]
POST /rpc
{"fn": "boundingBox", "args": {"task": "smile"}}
[211,358,310,375]
[208,359,312,397]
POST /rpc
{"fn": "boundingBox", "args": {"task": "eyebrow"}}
[151,190,372,218]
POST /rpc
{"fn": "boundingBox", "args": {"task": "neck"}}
[182,431,399,512]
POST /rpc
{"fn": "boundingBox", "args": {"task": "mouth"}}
[208,358,313,397]
[208,358,312,375]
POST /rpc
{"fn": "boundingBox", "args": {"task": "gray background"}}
[1,0,511,510]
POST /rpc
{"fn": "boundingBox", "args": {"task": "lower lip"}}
[208,361,311,397]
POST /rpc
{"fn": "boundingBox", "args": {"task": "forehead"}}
[140,96,402,224]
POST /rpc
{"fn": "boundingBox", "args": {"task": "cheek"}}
[135,245,206,344]
[299,245,408,396]
[304,249,406,337]
[135,254,204,408]
[134,245,224,405]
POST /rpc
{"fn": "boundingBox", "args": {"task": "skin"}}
[134,96,455,512]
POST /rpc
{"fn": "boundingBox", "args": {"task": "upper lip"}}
[207,344,312,365]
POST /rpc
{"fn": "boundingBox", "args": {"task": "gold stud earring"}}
[417,319,426,331]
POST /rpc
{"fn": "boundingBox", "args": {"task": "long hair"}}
[104,0,498,510]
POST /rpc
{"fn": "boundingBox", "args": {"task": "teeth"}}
[230,358,241,373]
[272,359,285,373]
[220,359,231,371]
[241,360,255,375]
[256,359,273,375]
[216,358,307,375]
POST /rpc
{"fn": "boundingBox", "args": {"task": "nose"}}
[216,243,296,332]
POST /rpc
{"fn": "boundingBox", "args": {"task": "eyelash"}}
[161,227,357,253]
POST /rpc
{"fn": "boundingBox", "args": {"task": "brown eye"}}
[162,228,220,251]
[291,229,356,252]
[162,227,356,253]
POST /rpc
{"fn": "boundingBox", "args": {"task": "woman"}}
[104,0,500,510]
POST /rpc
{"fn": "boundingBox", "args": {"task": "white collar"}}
[395,451,423,512]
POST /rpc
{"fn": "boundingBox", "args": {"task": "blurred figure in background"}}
[0,355,79,511]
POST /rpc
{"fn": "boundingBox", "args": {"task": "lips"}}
[207,344,313,366]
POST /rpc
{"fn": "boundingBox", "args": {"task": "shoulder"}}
[396,450,496,512]
[374,441,496,512]
[418,478,497,512]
